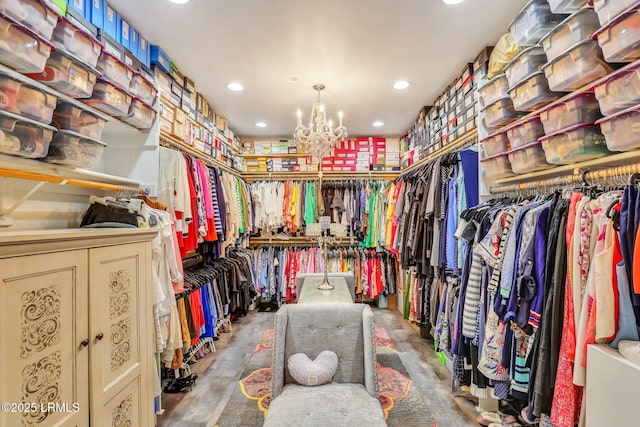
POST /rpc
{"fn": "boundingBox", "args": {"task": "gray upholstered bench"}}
[263,303,387,427]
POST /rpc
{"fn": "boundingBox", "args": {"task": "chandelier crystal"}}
[294,84,348,159]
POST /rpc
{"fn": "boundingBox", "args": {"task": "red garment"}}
[190,289,204,347]
[182,157,199,258]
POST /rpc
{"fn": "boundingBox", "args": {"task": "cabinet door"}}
[89,242,152,426]
[0,250,89,427]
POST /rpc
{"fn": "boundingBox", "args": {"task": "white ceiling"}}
[109,0,528,138]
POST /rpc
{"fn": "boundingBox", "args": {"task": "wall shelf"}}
[242,153,309,158]
[494,149,640,185]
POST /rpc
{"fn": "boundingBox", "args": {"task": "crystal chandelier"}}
[294,84,348,159]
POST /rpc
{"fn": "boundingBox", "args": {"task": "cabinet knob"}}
[80,339,89,347]
[95,333,104,341]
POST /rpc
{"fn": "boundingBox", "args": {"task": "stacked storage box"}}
[536,4,611,164]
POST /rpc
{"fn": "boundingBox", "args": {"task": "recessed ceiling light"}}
[227,82,244,91]
[442,0,465,4]
[256,122,267,128]
[393,80,411,90]
[373,121,384,127]
[168,0,190,3]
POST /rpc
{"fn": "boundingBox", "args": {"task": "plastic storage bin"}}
[51,17,102,68]
[593,0,637,26]
[539,91,602,134]
[506,116,545,149]
[507,141,550,173]
[45,129,105,168]
[28,50,98,98]
[53,98,108,139]
[541,39,614,92]
[482,96,523,128]
[96,51,133,91]
[0,0,58,40]
[121,98,156,129]
[504,46,547,89]
[539,123,609,164]
[0,109,54,158]
[596,105,640,151]
[509,0,567,47]
[479,74,510,107]
[509,71,561,112]
[129,72,157,105]
[547,0,589,14]
[593,6,640,63]
[480,152,513,180]
[595,63,640,116]
[0,65,57,124]
[539,9,601,63]
[84,78,132,117]
[0,12,53,73]
[480,131,509,157]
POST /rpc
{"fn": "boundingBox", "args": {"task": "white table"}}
[297,276,353,304]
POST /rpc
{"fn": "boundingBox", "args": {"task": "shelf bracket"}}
[0,180,47,227]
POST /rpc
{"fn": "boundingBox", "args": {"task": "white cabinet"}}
[0,229,156,427]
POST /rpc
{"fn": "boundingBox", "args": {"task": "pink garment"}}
[551,193,583,427]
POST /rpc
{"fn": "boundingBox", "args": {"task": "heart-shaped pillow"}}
[287,350,339,386]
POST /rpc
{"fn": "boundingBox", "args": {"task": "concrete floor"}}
[157,307,479,427]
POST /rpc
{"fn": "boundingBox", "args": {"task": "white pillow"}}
[287,350,338,386]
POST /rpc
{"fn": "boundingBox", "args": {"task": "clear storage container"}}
[509,71,562,112]
[0,65,57,124]
[506,116,545,149]
[595,63,640,116]
[504,46,547,89]
[539,91,602,134]
[507,141,551,173]
[27,50,98,98]
[547,0,589,14]
[0,0,58,40]
[480,131,509,157]
[96,51,133,91]
[593,5,640,63]
[480,152,513,180]
[509,0,568,47]
[539,123,609,164]
[482,96,523,128]
[0,12,53,73]
[0,109,54,158]
[541,39,614,92]
[53,98,107,139]
[51,17,102,68]
[45,129,105,168]
[84,79,132,117]
[540,8,601,63]
[129,72,157,106]
[479,74,510,107]
[596,104,640,151]
[593,0,637,26]
[121,98,156,129]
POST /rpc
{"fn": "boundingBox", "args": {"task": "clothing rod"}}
[242,172,400,182]
[159,134,243,179]
[0,167,147,194]
[489,164,640,194]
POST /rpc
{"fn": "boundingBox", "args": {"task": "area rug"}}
[215,327,434,427]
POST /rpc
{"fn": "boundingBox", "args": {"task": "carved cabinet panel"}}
[0,250,89,427]
[88,243,151,427]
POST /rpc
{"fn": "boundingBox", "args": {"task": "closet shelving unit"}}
[400,128,479,177]
[159,132,243,178]
[485,58,640,187]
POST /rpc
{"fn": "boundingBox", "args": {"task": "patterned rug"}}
[215,327,433,427]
